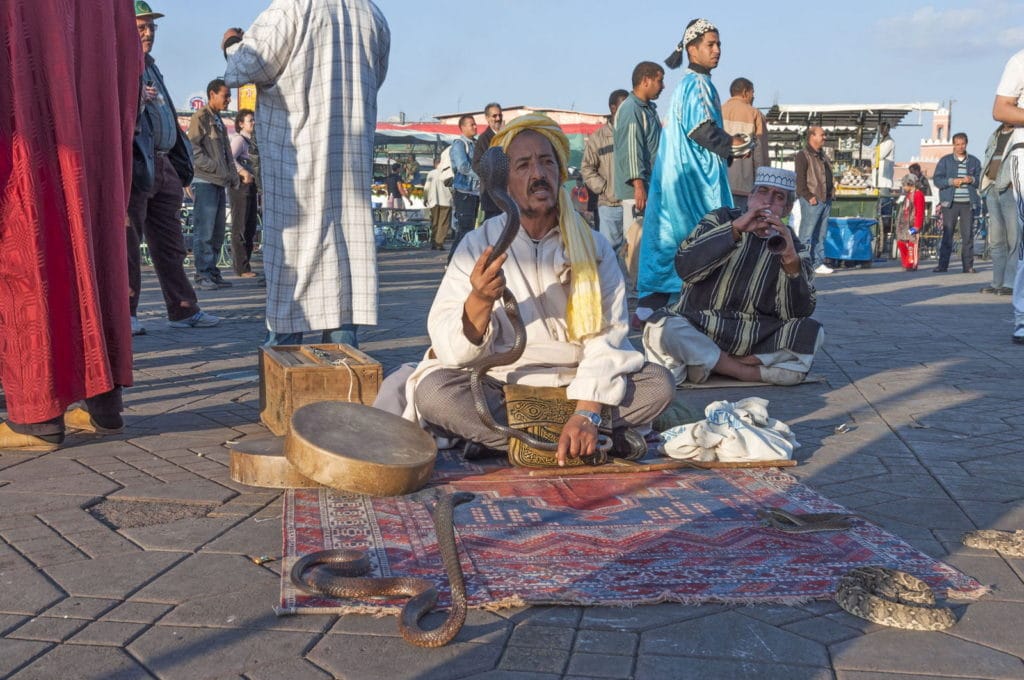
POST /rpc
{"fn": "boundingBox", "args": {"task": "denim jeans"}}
[938,202,974,270]
[191,181,227,280]
[447,191,479,264]
[262,324,358,348]
[986,187,1019,288]
[797,198,832,268]
[598,204,624,252]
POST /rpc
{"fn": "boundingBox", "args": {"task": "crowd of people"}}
[3,0,1024,459]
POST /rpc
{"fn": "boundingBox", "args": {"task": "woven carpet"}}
[280,451,986,614]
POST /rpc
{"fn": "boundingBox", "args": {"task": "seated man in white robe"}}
[409,114,674,465]
[644,167,824,386]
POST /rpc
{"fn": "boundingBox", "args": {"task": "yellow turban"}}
[489,114,604,341]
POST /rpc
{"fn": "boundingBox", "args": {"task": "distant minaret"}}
[930,107,950,143]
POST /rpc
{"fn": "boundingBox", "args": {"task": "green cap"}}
[134,1,165,19]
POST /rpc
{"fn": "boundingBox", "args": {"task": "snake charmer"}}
[404,115,674,466]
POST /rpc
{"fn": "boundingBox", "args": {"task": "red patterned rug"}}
[279,451,986,614]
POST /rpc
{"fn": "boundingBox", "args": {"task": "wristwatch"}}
[573,409,602,427]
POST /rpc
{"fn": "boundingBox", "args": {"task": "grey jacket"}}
[581,122,620,207]
[188,107,239,188]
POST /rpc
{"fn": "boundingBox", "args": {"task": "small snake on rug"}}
[290,492,474,648]
[757,508,855,533]
[834,566,956,631]
[471,146,608,457]
[962,529,1024,557]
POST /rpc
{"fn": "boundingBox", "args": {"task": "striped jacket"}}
[661,207,822,356]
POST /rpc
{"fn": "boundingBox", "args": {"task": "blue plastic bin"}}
[824,217,876,262]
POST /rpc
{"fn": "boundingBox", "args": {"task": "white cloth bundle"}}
[658,397,798,462]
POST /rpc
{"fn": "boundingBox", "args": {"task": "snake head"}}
[478,146,510,194]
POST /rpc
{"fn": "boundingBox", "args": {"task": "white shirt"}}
[996,49,1024,149]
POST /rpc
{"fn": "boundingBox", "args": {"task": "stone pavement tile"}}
[244,658,334,680]
[635,655,833,680]
[565,652,634,678]
[502,605,582,627]
[573,628,637,655]
[829,630,1024,679]
[639,610,830,667]
[936,477,1024,504]
[469,673,559,680]
[129,624,314,679]
[128,429,240,454]
[160,583,333,633]
[858,499,975,531]
[836,672,960,680]
[10,644,155,680]
[66,528,143,558]
[580,603,727,631]
[43,551,185,600]
[0,551,65,615]
[943,554,1024,601]
[101,601,173,624]
[131,553,271,603]
[948,600,1024,658]
[41,596,119,620]
[0,458,120,497]
[7,615,90,642]
[782,615,863,645]
[0,639,51,678]
[200,514,281,555]
[119,516,240,552]
[330,608,512,646]
[309,633,503,680]
[0,495,103,531]
[68,620,148,647]
[507,623,575,650]
[0,452,36,471]
[51,439,148,462]
[498,645,569,674]
[108,479,235,505]
[959,501,1024,530]
[206,493,277,518]
[739,604,817,627]
[5,534,87,568]
[0,613,27,634]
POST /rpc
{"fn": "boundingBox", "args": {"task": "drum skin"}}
[285,401,437,497]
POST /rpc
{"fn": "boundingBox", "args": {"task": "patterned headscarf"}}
[490,114,603,341]
[683,18,717,47]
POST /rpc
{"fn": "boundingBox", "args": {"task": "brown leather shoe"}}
[63,407,123,434]
[0,422,60,452]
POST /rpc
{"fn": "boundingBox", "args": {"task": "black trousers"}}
[229,182,259,275]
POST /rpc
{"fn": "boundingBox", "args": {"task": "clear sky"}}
[152,0,1024,161]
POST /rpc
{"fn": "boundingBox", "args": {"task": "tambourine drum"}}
[285,401,437,497]
[228,434,321,489]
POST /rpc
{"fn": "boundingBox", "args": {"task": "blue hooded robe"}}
[639,69,732,299]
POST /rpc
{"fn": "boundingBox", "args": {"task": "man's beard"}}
[521,204,558,220]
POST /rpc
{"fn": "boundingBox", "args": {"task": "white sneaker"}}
[130,316,146,336]
[814,264,834,275]
[168,310,222,328]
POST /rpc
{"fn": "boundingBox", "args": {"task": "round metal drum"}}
[228,434,321,489]
[285,401,437,497]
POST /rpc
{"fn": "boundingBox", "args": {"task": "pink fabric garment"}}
[0,0,141,423]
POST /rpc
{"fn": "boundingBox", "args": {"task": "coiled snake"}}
[290,491,474,648]
[472,146,609,457]
[834,566,956,631]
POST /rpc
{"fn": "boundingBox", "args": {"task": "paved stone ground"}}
[2,246,1024,680]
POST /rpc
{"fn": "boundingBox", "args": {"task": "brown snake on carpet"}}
[756,508,855,533]
[290,491,474,648]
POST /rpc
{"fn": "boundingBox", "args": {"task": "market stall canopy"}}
[764,103,941,160]
[375,123,459,146]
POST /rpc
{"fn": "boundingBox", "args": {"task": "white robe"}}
[224,0,390,332]
[402,215,644,422]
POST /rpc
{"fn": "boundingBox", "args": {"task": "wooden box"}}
[259,344,382,436]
